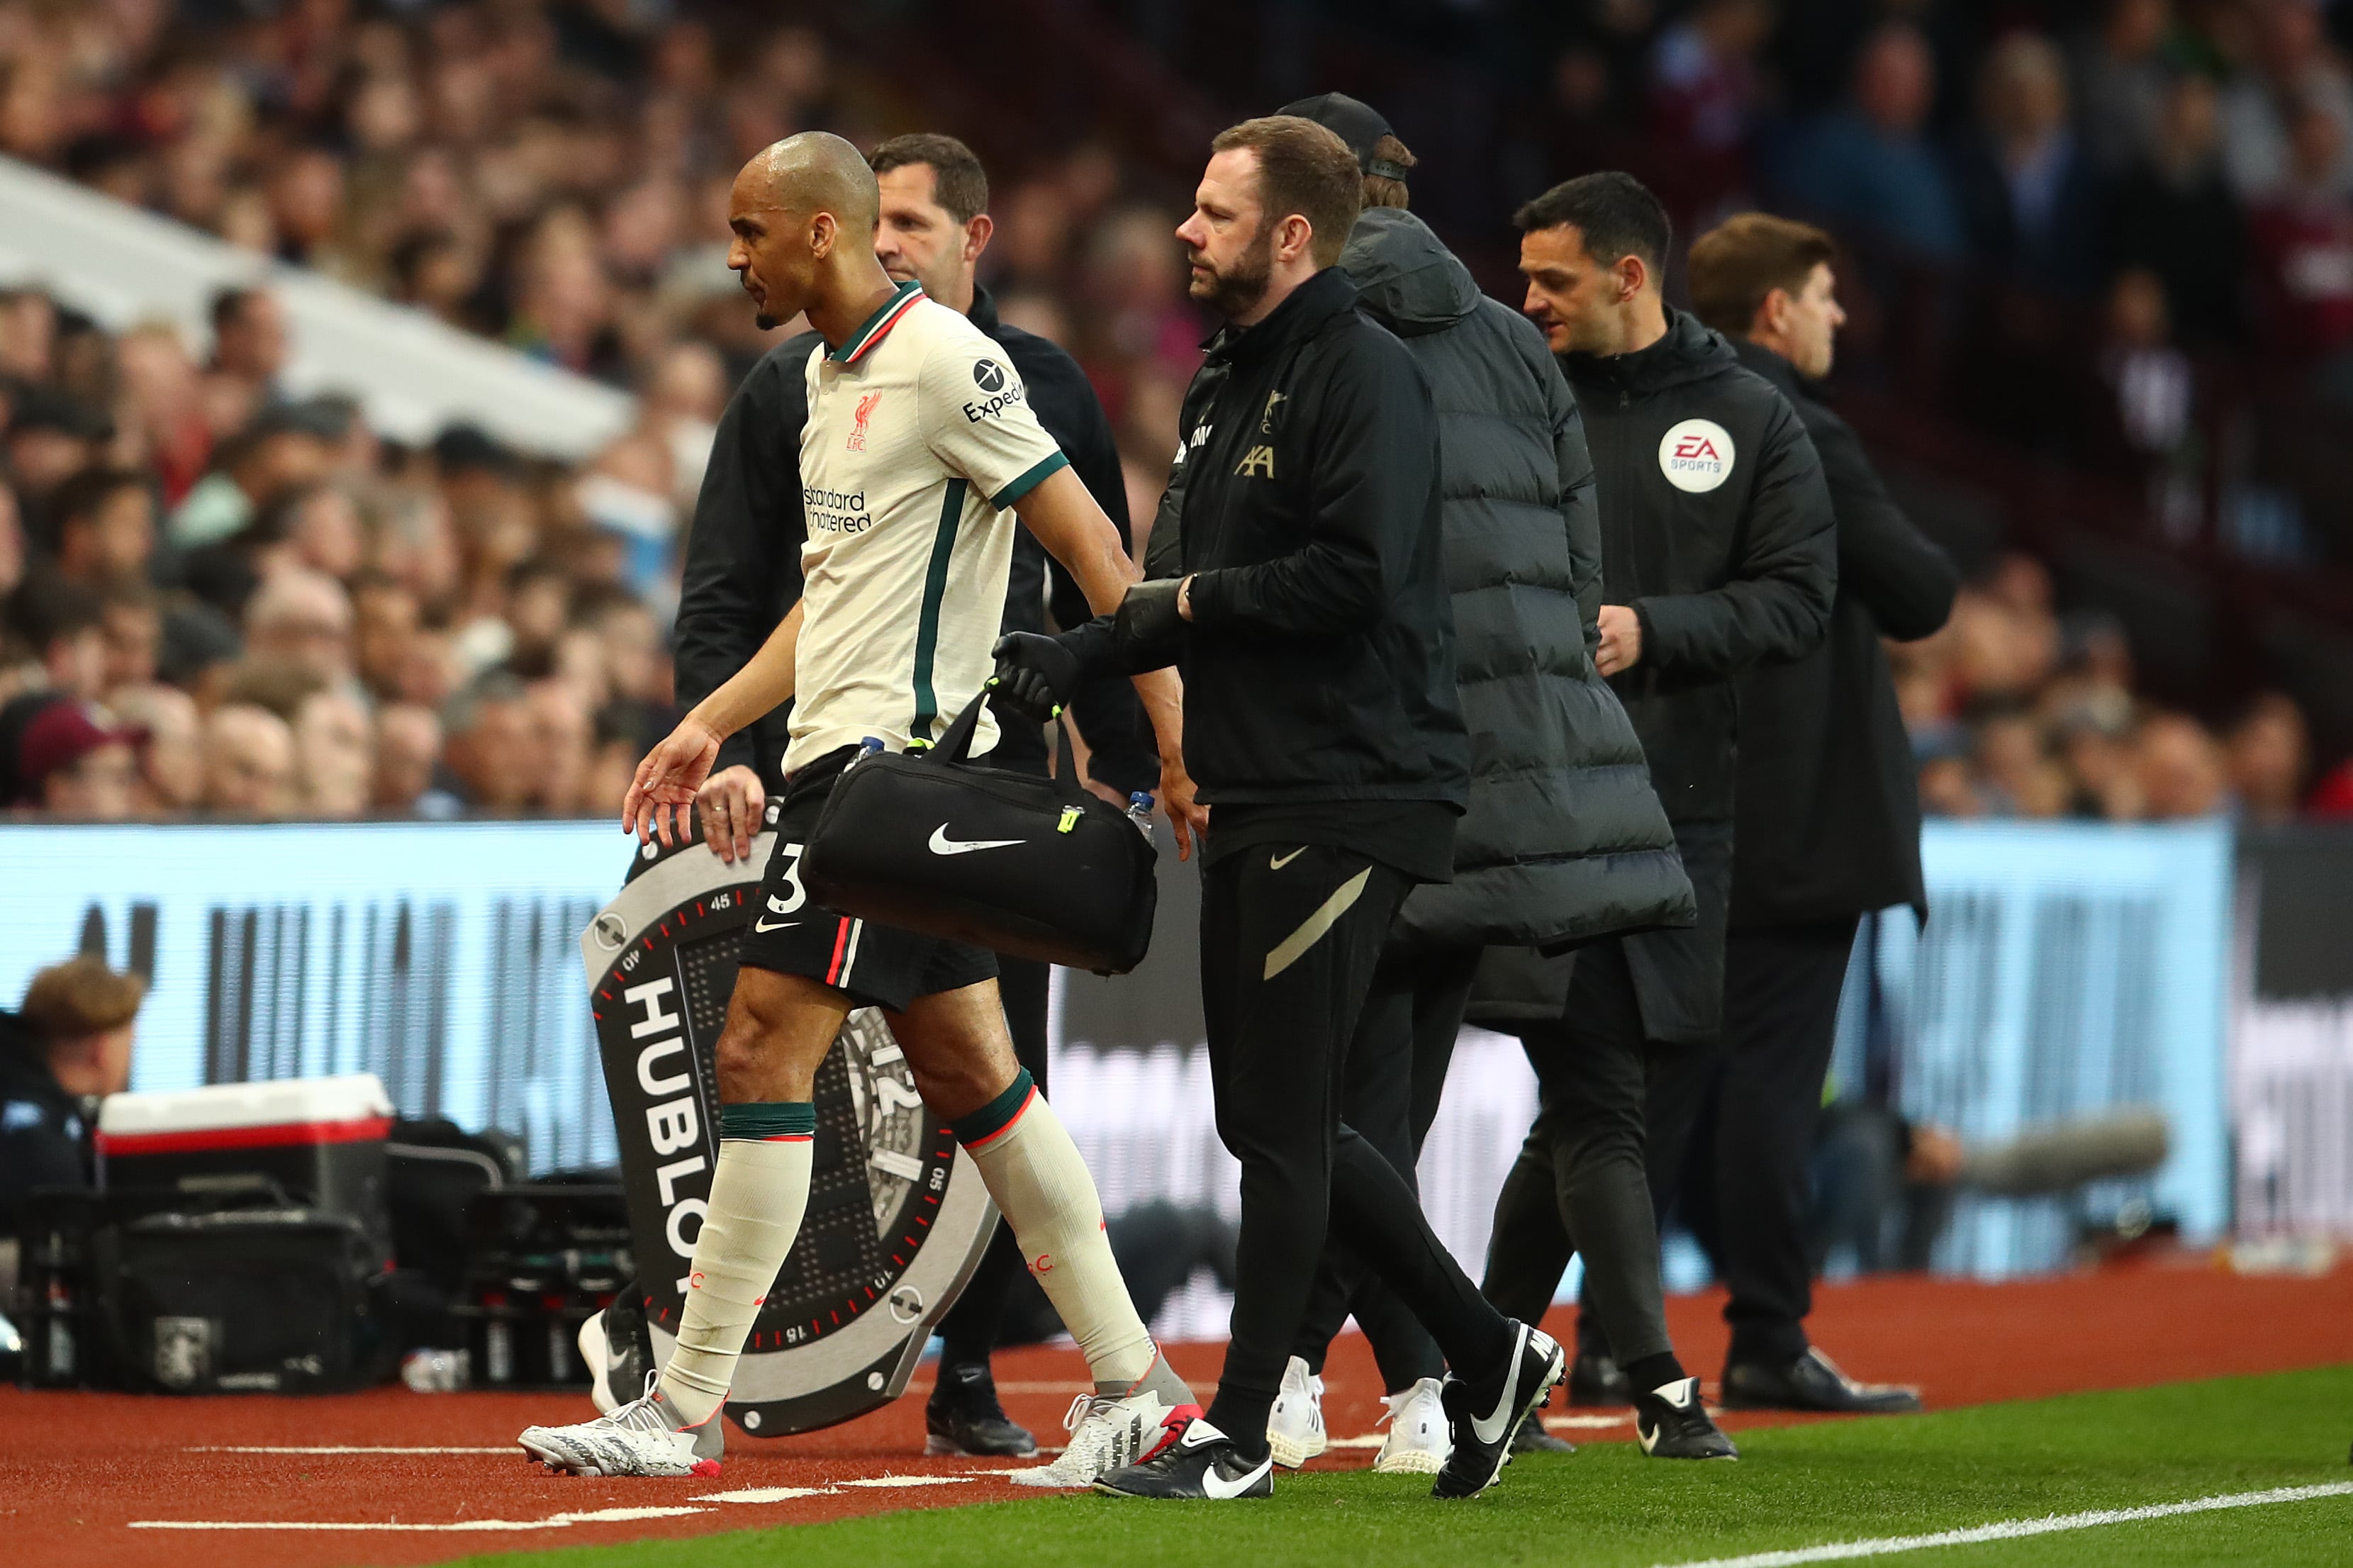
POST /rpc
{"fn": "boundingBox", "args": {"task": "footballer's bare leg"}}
[520,968,844,1476]
[890,980,1200,1482]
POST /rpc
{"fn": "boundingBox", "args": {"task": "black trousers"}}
[1481,938,1716,1372]
[1290,944,1478,1391]
[1200,846,1508,1456]
[1675,916,1860,1367]
[934,954,1051,1370]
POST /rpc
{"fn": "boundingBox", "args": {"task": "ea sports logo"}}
[1658,418,1736,493]
[973,359,1007,393]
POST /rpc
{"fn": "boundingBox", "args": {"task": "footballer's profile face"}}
[726,166,822,330]
[873,163,985,303]
[1176,147,1277,322]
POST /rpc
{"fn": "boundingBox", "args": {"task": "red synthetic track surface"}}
[6,1258,2349,1568]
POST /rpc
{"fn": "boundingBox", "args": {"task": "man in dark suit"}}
[1675,212,1959,1411]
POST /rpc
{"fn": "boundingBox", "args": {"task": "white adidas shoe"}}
[1002,1389,1197,1488]
[1266,1355,1327,1469]
[518,1381,724,1478]
[1372,1377,1452,1474]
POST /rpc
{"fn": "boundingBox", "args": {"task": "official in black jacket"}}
[1477,173,1833,1455]
[1004,116,1554,1502]
[1670,213,1956,1413]
[0,958,142,1239]
[666,135,1156,1460]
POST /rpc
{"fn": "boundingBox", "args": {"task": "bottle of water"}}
[858,736,886,761]
[1126,791,1156,844]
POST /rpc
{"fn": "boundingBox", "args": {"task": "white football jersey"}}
[786,282,1069,774]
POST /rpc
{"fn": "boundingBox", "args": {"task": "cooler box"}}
[96,1075,394,1246]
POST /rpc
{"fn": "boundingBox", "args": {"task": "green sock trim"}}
[950,1068,1035,1148]
[720,1101,816,1141]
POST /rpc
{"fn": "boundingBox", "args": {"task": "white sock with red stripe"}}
[954,1070,1183,1400]
[654,1102,814,1427]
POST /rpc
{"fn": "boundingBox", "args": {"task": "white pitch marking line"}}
[697,1486,836,1503]
[1549,1413,1633,1429]
[832,1474,973,1489]
[1651,1482,2353,1568]
[186,1445,517,1455]
[129,1506,708,1533]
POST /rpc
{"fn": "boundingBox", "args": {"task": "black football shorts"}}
[735,748,997,1012]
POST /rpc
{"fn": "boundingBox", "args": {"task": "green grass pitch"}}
[460,1366,2353,1568]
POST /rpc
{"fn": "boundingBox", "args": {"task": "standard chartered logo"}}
[803,483,873,534]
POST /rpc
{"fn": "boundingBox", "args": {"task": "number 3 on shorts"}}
[767,841,809,916]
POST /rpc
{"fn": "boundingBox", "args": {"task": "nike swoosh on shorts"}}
[754,918,797,933]
[1269,846,1306,870]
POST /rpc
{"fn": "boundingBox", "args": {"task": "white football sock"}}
[655,1114,812,1426]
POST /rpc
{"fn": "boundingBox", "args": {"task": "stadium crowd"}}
[1,0,2348,822]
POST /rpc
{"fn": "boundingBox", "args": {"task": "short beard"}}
[755,311,778,332]
[1191,223,1275,322]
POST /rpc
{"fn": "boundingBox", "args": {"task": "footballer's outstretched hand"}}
[625,717,723,849]
[991,632,1078,724]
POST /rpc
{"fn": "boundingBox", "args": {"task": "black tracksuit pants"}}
[1200,846,1509,1458]
[1480,938,1715,1374]
[934,955,1051,1372]
[1675,915,1860,1368]
[1289,944,1479,1392]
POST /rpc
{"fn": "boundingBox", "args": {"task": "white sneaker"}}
[1266,1355,1327,1469]
[1372,1377,1452,1474]
[1002,1389,1196,1488]
[518,1381,723,1478]
[578,1314,617,1416]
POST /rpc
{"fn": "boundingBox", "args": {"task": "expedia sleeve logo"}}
[963,357,1027,423]
[1658,418,1736,493]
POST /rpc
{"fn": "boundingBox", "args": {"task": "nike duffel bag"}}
[798,690,1158,974]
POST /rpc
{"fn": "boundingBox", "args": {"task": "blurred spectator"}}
[2074,0,2179,173]
[2218,0,2353,200]
[2102,71,2246,347]
[437,671,536,813]
[201,702,295,817]
[1776,22,1965,260]
[9,575,108,702]
[99,582,162,695]
[2245,97,2353,366]
[1949,31,2100,294]
[373,702,442,816]
[108,683,201,813]
[2137,710,2228,817]
[2225,691,2312,824]
[293,687,372,819]
[9,695,138,819]
[207,288,289,410]
[169,403,337,549]
[48,468,155,590]
[524,678,593,815]
[242,569,357,693]
[1648,0,1774,218]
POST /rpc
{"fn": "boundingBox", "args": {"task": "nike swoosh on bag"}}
[754,917,797,933]
[1470,1322,1532,1444]
[928,824,1024,855]
[1202,1453,1272,1499]
[1269,846,1306,869]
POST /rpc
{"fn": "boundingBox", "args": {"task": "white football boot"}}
[1371,1377,1452,1474]
[518,1379,724,1478]
[1002,1388,1198,1487]
[1265,1355,1327,1469]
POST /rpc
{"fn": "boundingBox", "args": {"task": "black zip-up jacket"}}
[0,1015,90,1236]
[1728,340,1957,928]
[1096,267,1468,807]
[674,286,1156,796]
[1563,308,1838,827]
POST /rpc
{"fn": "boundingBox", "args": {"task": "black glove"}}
[1109,578,1185,673]
[990,632,1078,723]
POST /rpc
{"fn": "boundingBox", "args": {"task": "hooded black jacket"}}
[1728,341,1957,928]
[1563,308,1838,827]
[674,286,1156,796]
[1332,208,1691,948]
[1112,266,1469,809]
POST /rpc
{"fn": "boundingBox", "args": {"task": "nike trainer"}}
[518,1379,723,1477]
[1433,1319,1565,1499]
[925,1362,1039,1457]
[1634,1376,1739,1460]
[1093,1416,1274,1500]
[1002,1389,1197,1487]
[1266,1355,1327,1469]
[1371,1377,1452,1475]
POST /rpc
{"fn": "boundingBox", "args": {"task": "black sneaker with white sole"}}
[1092,1417,1273,1500]
[1567,1349,1631,1406]
[925,1362,1039,1457]
[1513,1419,1577,1456]
[1433,1320,1566,1499]
[1633,1376,1738,1460]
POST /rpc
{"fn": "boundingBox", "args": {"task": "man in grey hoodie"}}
[1251,95,1701,1474]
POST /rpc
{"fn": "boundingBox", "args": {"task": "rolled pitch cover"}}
[582,830,996,1437]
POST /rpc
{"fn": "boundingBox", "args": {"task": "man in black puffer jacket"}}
[1240,99,1692,1473]
[1477,173,1835,1457]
